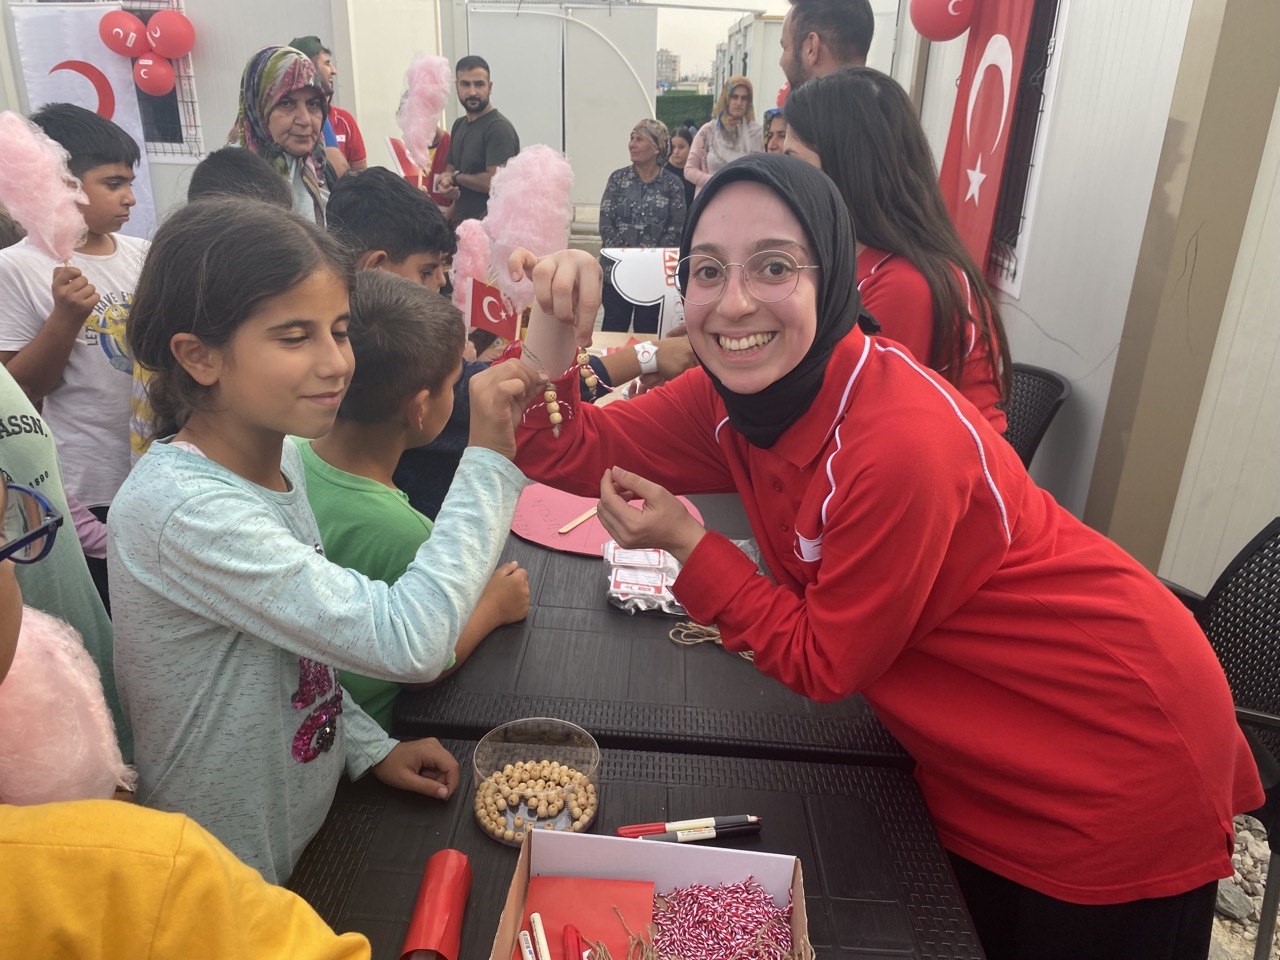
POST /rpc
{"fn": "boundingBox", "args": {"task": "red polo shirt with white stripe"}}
[857,246,1006,433]
[328,106,366,165]
[515,328,1260,905]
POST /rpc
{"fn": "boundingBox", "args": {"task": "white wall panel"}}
[1161,91,1280,594]
[1007,0,1195,515]
[465,5,563,159]
[340,0,441,170]
[564,5,657,208]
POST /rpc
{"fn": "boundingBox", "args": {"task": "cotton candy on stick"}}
[397,55,453,173]
[0,111,87,262]
[483,144,575,314]
[451,218,492,318]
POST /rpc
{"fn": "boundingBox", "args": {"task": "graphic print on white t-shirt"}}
[0,234,148,507]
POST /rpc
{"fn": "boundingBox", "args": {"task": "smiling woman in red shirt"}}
[507,154,1261,960]
[784,68,1010,433]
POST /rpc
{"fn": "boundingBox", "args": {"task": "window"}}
[987,0,1065,296]
[126,1,202,156]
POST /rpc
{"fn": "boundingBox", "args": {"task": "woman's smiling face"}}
[682,181,819,395]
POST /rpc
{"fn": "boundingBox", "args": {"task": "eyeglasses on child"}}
[0,483,64,565]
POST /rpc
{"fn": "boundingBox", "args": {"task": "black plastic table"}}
[288,740,982,960]
[395,495,909,766]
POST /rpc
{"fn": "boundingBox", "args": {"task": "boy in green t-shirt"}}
[297,270,528,730]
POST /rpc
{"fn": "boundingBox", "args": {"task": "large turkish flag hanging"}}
[938,0,1036,268]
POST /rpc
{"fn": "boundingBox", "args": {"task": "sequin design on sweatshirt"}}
[291,656,344,762]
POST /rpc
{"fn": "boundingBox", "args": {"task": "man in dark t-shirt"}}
[439,55,520,223]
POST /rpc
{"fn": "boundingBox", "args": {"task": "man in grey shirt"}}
[439,55,520,223]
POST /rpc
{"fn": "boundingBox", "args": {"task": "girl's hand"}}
[372,737,460,800]
[480,561,530,625]
[597,466,707,564]
[507,248,602,348]
[467,359,547,461]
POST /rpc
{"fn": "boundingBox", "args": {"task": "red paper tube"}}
[401,849,473,960]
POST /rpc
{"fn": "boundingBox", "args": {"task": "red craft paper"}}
[510,483,703,558]
[401,849,473,960]
[511,876,654,960]
[602,337,641,355]
[469,278,520,340]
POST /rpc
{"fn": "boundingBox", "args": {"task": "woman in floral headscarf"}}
[227,45,334,224]
[598,119,687,333]
[685,77,763,195]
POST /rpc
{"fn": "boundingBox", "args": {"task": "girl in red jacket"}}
[509,154,1259,960]
[785,68,1010,432]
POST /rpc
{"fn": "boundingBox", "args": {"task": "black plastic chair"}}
[1003,363,1070,467]
[1166,518,1280,960]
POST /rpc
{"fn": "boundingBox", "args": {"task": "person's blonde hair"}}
[713,76,755,124]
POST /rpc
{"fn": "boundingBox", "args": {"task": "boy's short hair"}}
[339,270,465,424]
[326,167,457,261]
[456,55,491,76]
[29,103,140,179]
[188,147,292,208]
[0,211,25,251]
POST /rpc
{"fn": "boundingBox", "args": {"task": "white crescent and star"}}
[963,33,1013,206]
[482,296,503,327]
[48,60,116,120]
[947,0,963,15]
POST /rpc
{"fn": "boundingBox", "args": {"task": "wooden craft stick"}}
[558,506,598,535]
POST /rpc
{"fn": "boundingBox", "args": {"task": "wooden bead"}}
[549,412,563,426]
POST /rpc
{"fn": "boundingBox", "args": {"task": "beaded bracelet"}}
[522,344,604,438]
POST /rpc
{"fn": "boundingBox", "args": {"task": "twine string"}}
[669,621,753,661]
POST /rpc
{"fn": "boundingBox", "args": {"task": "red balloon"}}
[98,10,151,57]
[910,0,975,42]
[133,54,176,97]
[145,10,196,60]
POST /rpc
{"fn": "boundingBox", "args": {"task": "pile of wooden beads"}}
[473,758,598,844]
[647,878,798,960]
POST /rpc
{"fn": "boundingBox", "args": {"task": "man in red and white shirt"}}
[289,35,367,172]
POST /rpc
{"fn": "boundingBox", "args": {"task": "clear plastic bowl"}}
[472,717,601,846]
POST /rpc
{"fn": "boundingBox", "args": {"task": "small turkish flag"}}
[468,278,519,340]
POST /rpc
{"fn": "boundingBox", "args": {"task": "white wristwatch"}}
[634,341,660,375]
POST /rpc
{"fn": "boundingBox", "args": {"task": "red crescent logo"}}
[49,60,115,120]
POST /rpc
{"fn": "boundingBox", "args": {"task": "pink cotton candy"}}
[397,55,454,171]
[485,144,575,313]
[0,606,134,804]
[0,111,88,262]
[451,217,492,318]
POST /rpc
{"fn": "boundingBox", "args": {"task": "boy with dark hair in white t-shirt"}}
[0,103,147,606]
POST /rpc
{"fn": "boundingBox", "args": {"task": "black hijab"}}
[678,153,878,448]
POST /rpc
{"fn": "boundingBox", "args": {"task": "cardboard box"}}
[489,830,808,960]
